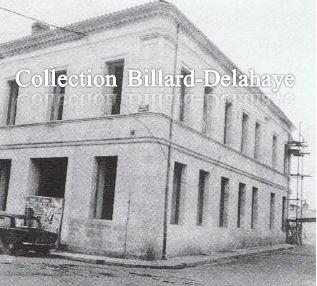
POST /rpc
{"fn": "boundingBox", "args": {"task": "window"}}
[171,162,186,224]
[107,60,124,115]
[241,113,249,153]
[0,160,11,211]
[6,80,19,125]
[283,144,289,174]
[202,87,212,134]
[94,156,118,220]
[50,70,67,121]
[270,193,275,229]
[237,183,246,228]
[223,101,232,144]
[251,187,258,228]
[219,177,229,227]
[272,135,277,168]
[179,69,190,122]
[282,196,287,231]
[197,170,209,225]
[254,122,261,159]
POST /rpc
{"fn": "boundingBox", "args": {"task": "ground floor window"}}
[197,170,209,226]
[237,183,246,228]
[31,158,68,198]
[219,177,229,227]
[270,193,276,229]
[170,162,186,225]
[251,187,258,228]
[0,160,11,211]
[94,156,118,220]
[282,196,287,231]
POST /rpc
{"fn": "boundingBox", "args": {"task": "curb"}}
[50,244,296,269]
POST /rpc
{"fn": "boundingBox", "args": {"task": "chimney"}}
[31,22,50,35]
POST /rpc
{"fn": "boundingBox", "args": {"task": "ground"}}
[0,245,315,286]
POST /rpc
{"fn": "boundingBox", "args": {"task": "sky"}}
[0,0,315,208]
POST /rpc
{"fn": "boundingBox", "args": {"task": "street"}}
[0,245,315,286]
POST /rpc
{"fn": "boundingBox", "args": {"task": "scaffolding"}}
[286,123,311,245]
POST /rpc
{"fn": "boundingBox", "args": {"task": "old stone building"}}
[0,1,293,259]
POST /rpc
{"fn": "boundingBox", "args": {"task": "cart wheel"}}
[2,238,24,256]
[0,237,8,254]
[1,241,16,255]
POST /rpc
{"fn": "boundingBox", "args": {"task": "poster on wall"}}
[25,196,64,235]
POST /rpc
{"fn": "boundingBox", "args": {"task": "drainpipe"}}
[162,23,180,260]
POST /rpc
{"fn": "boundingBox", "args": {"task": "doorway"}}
[31,158,68,198]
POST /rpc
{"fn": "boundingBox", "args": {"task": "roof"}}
[0,0,295,130]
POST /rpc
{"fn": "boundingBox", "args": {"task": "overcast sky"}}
[0,0,315,208]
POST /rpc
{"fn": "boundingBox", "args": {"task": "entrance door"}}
[29,158,68,245]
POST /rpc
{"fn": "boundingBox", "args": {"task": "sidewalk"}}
[50,243,295,269]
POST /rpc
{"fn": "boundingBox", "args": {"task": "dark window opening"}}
[32,158,68,198]
[0,160,11,211]
[6,80,19,125]
[282,196,287,231]
[94,156,118,220]
[179,69,190,122]
[251,187,258,229]
[270,193,275,229]
[219,177,229,227]
[224,101,232,144]
[241,113,249,153]
[254,122,261,159]
[202,87,213,134]
[272,135,277,168]
[171,162,186,225]
[51,70,67,121]
[197,170,209,226]
[107,60,124,115]
[237,183,246,228]
[283,144,289,174]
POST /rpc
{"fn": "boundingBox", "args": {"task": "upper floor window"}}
[254,122,261,159]
[6,80,19,125]
[223,101,232,144]
[202,87,213,134]
[106,60,124,115]
[241,112,249,154]
[179,69,190,122]
[50,70,67,121]
[272,135,277,168]
[283,144,290,174]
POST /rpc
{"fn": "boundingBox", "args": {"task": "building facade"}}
[0,1,294,259]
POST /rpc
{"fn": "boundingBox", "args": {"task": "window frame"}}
[6,79,19,126]
[219,177,229,227]
[93,156,118,221]
[50,70,67,121]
